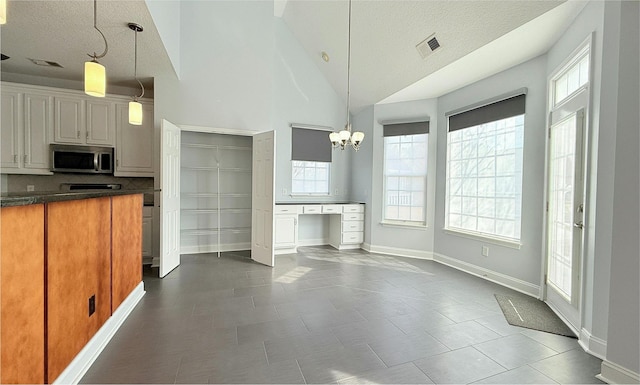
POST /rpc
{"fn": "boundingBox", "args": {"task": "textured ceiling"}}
[0,0,174,93]
[281,0,568,112]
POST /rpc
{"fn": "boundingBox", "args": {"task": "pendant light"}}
[128,23,144,126]
[329,0,364,151]
[85,0,108,97]
[0,0,7,24]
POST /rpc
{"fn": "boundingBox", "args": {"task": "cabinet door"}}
[53,96,84,144]
[142,214,152,257]
[0,205,45,384]
[112,195,143,313]
[115,103,154,176]
[47,197,111,383]
[86,100,115,146]
[24,93,52,171]
[0,89,21,170]
[274,214,297,248]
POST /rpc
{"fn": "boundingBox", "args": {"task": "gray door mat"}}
[494,294,577,338]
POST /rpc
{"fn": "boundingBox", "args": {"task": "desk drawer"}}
[343,204,364,213]
[322,204,342,214]
[274,205,299,214]
[303,205,321,214]
[343,213,364,221]
[342,221,364,232]
[342,232,364,244]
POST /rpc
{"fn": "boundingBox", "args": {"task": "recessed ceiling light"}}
[321,51,330,62]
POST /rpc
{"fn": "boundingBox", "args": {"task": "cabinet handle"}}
[23,154,28,163]
[14,154,17,163]
[116,159,119,167]
[77,131,80,139]
[86,131,89,139]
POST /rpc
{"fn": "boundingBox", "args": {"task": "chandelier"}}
[329,0,364,151]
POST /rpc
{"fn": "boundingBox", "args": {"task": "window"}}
[292,161,330,194]
[383,121,429,224]
[553,45,590,107]
[446,94,525,241]
[291,126,331,195]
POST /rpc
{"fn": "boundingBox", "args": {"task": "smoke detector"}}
[416,33,441,59]
[28,58,63,68]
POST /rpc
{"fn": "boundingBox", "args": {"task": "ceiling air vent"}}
[28,58,63,68]
[416,33,441,60]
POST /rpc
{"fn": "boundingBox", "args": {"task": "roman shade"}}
[448,93,526,132]
[383,121,429,137]
[291,127,332,163]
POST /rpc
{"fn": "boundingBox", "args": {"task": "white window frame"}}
[551,43,591,109]
[382,133,428,227]
[444,113,525,247]
[291,160,330,195]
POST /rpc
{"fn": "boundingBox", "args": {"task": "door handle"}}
[574,221,584,229]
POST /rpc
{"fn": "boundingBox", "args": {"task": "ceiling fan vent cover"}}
[416,34,441,59]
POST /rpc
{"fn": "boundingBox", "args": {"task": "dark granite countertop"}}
[1,189,159,208]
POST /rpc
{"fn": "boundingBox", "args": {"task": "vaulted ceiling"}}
[0,0,585,110]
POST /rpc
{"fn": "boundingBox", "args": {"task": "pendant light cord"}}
[89,0,108,60]
[346,0,352,131]
[134,30,145,99]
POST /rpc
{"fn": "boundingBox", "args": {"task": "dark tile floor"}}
[81,247,604,384]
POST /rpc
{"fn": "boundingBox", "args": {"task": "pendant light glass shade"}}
[84,60,106,97]
[129,101,143,125]
[0,0,7,24]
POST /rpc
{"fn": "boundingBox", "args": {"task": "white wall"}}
[364,99,438,256]
[604,0,640,376]
[145,0,181,78]
[433,55,547,286]
[272,18,350,203]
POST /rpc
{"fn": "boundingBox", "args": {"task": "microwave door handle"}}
[94,153,99,171]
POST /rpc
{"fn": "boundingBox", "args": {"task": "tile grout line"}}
[294,359,308,384]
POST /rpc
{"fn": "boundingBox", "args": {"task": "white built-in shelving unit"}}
[180,131,252,255]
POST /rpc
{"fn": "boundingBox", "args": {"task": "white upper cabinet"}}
[52,95,116,147]
[53,96,85,144]
[0,85,53,174]
[86,100,115,146]
[115,103,154,177]
[1,89,22,170]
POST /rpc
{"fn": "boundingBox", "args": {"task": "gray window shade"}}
[383,121,429,137]
[291,127,332,162]
[448,94,526,132]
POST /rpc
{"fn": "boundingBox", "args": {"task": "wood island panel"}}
[46,197,111,383]
[0,204,45,384]
[111,194,142,313]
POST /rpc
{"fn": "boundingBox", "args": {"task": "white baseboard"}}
[433,252,540,297]
[52,282,145,385]
[579,328,607,359]
[597,360,640,384]
[151,256,159,268]
[180,242,251,255]
[364,243,433,260]
[275,247,297,255]
[297,238,329,247]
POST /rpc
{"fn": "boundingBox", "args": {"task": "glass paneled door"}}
[545,109,585,330]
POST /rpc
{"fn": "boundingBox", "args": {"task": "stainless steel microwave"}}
[50,144,114,174]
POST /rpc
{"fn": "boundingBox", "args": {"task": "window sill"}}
[289,193,331,197]
[442,228,522,249]
[380,221,427,230]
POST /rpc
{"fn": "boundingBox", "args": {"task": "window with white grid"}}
[553,45,590,107]
[446,113,525,241]
[292,161,330,194]
[383,133,428,224]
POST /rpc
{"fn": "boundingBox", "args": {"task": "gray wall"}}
[351,105,374,244]
[368,99,437,256]
[605,0,640,375]
[433,55,547,285]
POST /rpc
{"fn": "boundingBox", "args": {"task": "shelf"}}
[181,227,251,236]
[181,166,251,173]
[181,193,250,198]
[181,208,251,214]
[182,143,251,151]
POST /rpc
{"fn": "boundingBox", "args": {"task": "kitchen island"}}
[0,190,153,384]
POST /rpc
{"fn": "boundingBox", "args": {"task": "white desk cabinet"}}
[274,203,364,254]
